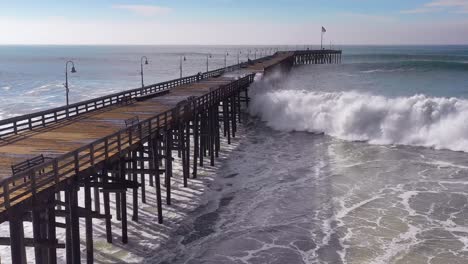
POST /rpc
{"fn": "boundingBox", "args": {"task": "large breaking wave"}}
[249,85,468,152]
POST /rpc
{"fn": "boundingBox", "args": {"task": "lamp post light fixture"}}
[64,60,77,118]
[180,55,186,78]
[140,56,149,88]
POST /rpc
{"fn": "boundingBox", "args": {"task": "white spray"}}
[249,79,468,152]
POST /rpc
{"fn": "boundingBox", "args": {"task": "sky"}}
[0,0,468,45]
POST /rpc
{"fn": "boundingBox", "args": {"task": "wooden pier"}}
[0,49,341,264]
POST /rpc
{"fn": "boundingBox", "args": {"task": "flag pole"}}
[321,30,323,50]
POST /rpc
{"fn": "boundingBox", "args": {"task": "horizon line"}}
[1,43,468,47]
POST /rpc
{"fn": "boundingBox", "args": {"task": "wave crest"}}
[249,87,468,152]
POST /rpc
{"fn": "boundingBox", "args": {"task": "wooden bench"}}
[135,89,170,102]
[11,154,52,176]
[11,154,53,185]
[125,116,139,128]
[211,72,223,78]
[118,95,133,105]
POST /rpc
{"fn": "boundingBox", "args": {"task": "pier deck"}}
[0,77,233,179]
[0,49,341,264]
[0,52,294,179]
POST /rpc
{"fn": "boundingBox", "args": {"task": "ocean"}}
[1,45,468,263]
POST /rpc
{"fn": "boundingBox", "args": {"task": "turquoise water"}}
[300,45,468,98]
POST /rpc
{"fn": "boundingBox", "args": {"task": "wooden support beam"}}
[209,106,215,167]
[132,150,139,222]
[119,157,128,244]
[137,148,146,205]
[68,186,81,264]
[65,190,72,264]
[9,213,27,264]
[165,129,172,205]
[115,166,122,222]
[185,119,191,182]
[88,180,140,190]
[0,237,65,249]
[84,180,94,264]
[102,168,113,244]
[32,209,45,264]
[93,176,101,214]
[181,121,188,188]
[192,114,199,179]
[199,112,205,167]
[150,137,163,224]
[46,196,58,264]
[54,208,112,220]
[231,95,237,138]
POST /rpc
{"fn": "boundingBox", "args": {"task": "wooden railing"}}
[0,73,256,212]
[0,55,273,139]
[293,49,342,55]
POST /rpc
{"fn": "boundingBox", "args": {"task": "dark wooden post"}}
[32,209,44,264]
[180,121,188,187]
[150,136,163,224]
[237,91,242,124]
[93,176,100,214]
[84,179,93,264]
[209,106,215,166]
[137,148,145,205]
[115,166,121,221]
[68,186,81,264]
[192,113,199,178]
[9,211,27,264]
[231,95,237,138]
[214,103,220,158]
[225,100,231,144]
[132,150,139,222]
[119,157,128,244]
[164,129,172,205]
[199,111,205,167]
[65,189,72,263]
[46,195,57,264]
[102,167,112,243]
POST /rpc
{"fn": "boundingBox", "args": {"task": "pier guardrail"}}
[0,73,255,214]
[0,55,273,139]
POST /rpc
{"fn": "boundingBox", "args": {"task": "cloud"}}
[400,7,440,14]
[401,0,468,14]
[113,5,172,16]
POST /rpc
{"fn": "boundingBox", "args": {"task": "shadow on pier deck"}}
[0,49,341,264]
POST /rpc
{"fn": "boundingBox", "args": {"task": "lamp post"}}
[140,56,149,88]
[180,55,186,78]
[237,51,241,64]
[64,60,77,118]
[224,51,229,68]
[206,53,212,72]
[254,49,257,59]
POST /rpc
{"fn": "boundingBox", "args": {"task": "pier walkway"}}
[0,49,341,264]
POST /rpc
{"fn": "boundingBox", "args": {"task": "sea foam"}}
[249,83,468,152]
